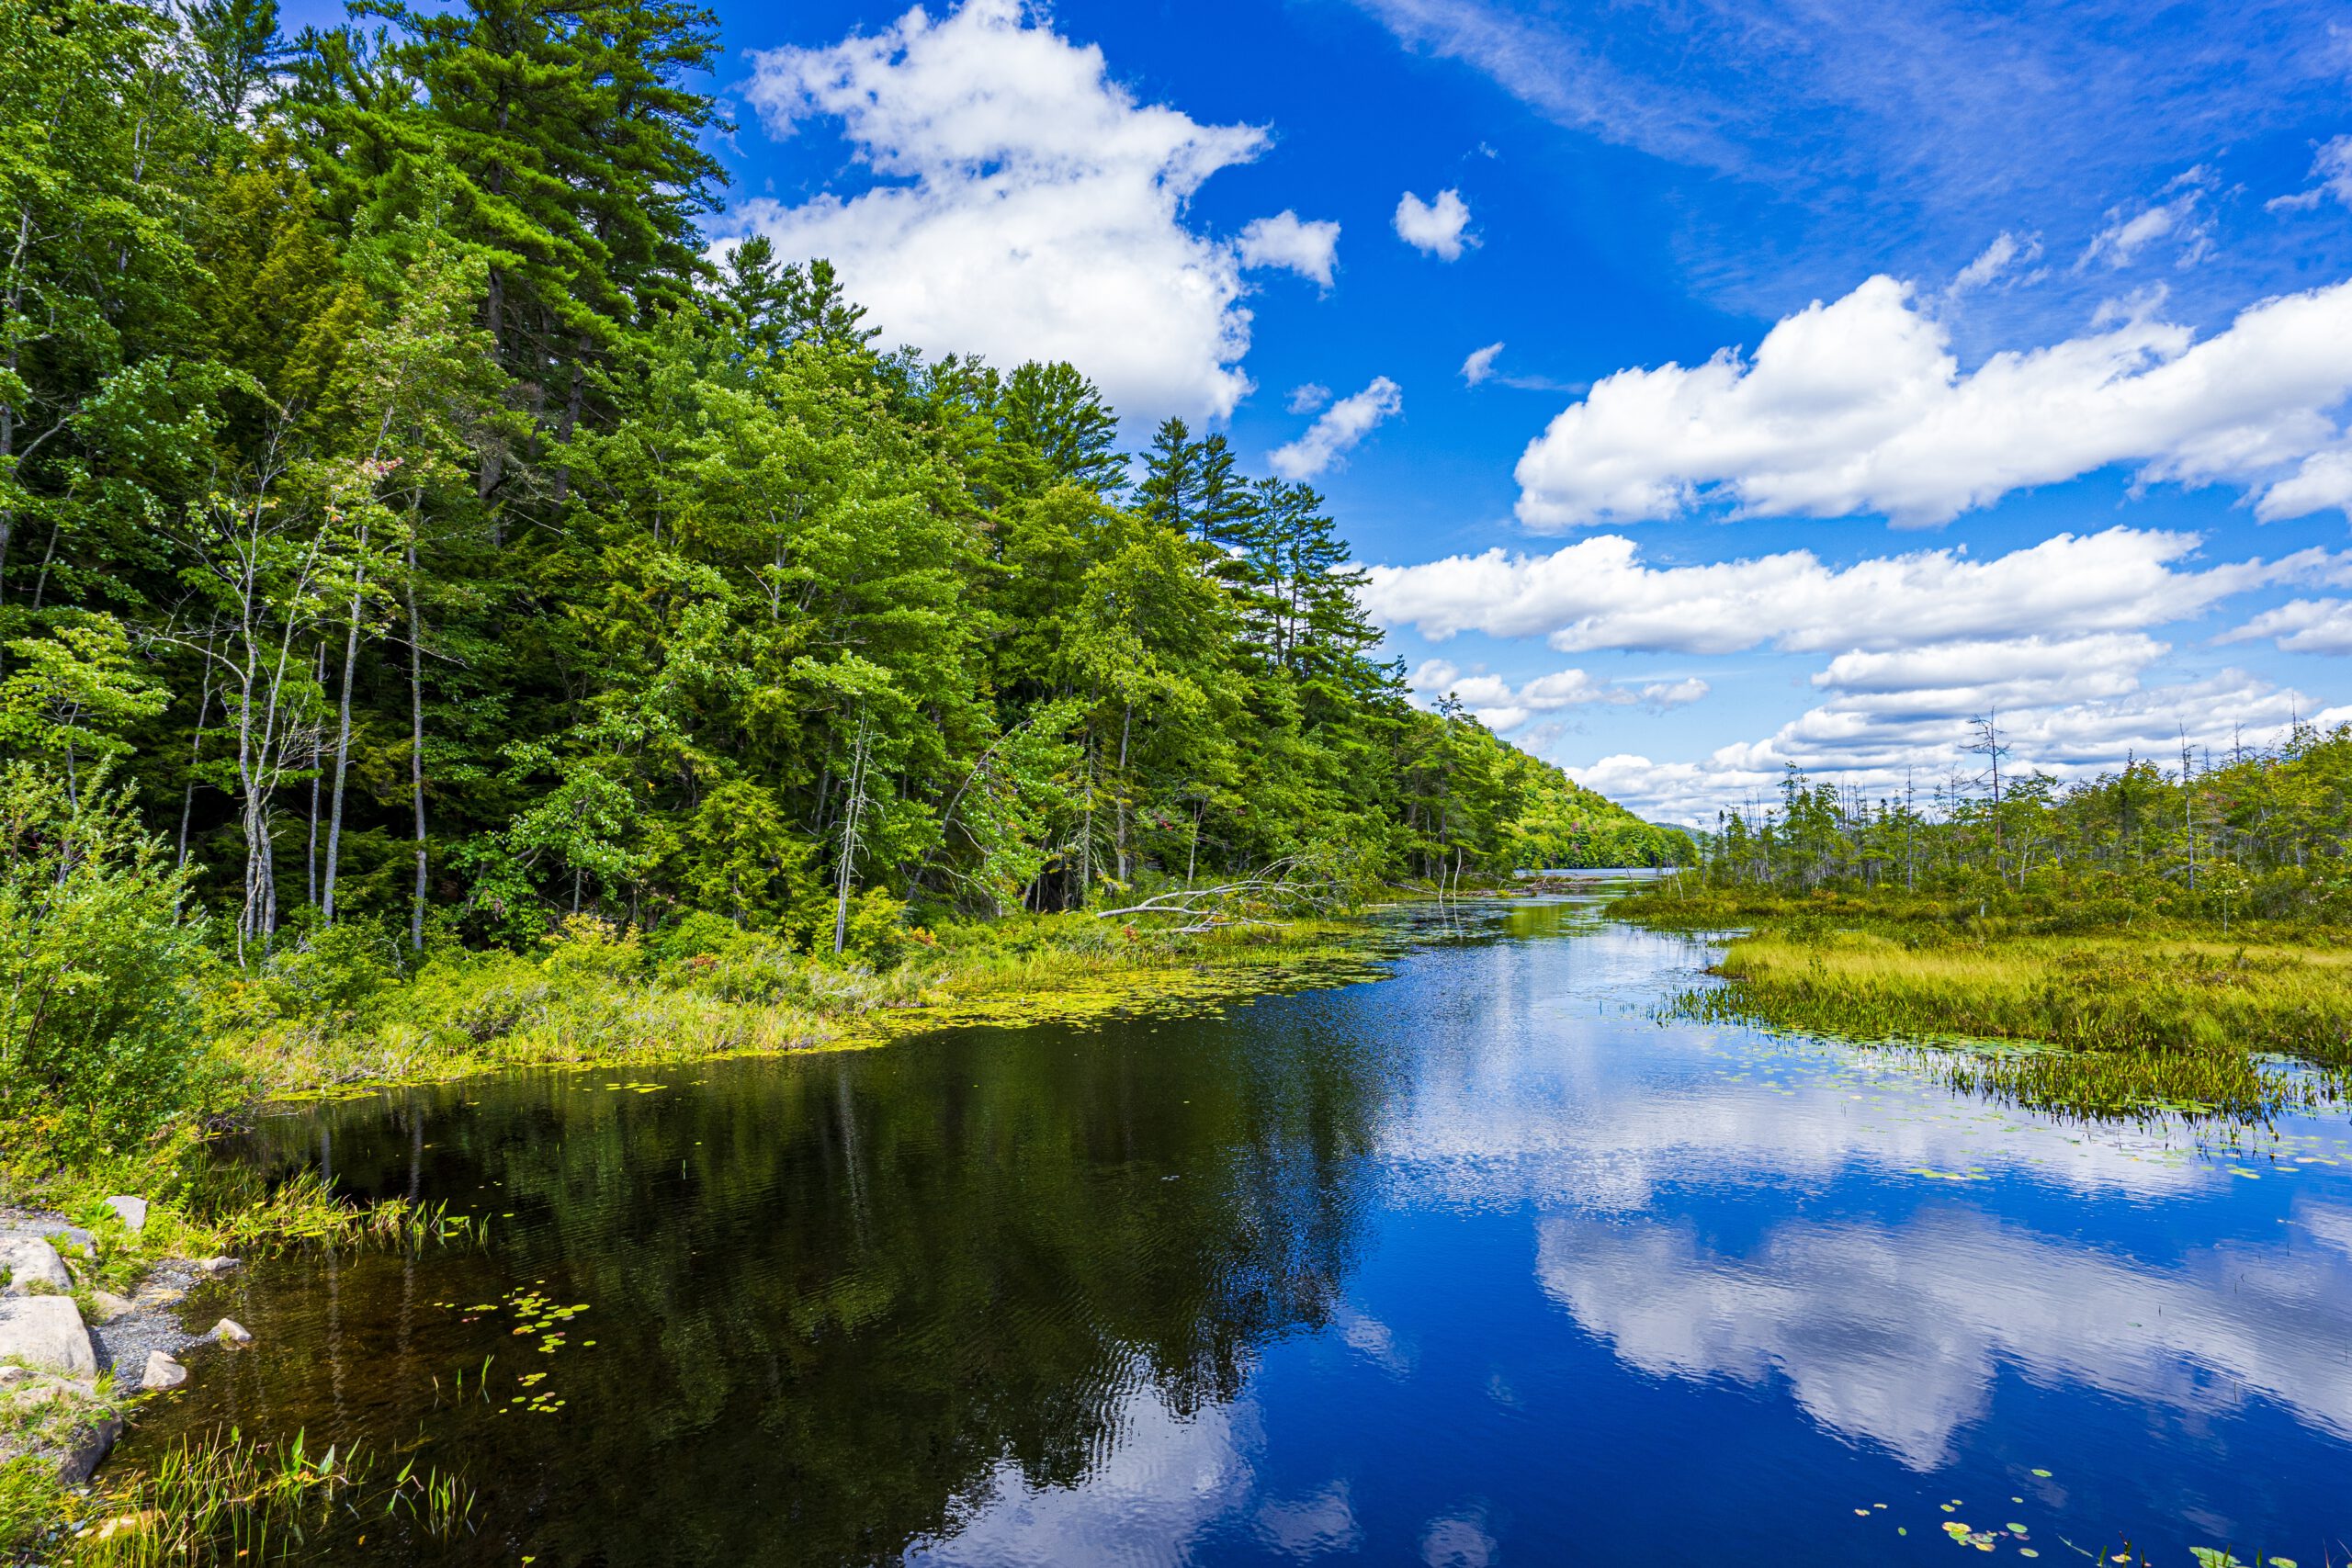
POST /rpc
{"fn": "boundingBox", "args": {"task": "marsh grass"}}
[1,1455,74,1561]
[221,913,1378,1100]
[1635,888,2352,1123]
[1713,931,2352,1061]
[65,1428,475,1566]
[196,1173,484,1257]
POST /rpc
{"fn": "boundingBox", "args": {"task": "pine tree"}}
[1001,361,1123,493]
[183,0,290,126]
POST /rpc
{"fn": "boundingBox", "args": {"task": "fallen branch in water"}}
[1091,858,1347,927]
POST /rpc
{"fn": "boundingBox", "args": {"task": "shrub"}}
[0,762,207,1155]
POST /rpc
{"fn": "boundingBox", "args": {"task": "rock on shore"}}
[0,1209,217,1487]
[0,1296,96,1378]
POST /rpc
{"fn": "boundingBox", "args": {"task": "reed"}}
[65,1429,475,1566]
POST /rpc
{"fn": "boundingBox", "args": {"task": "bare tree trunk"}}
[307,643,323,908]
[0,206,30,604]
[178,661,215,871]
[322,526,368,921]
[1078,738,1094,908]
[405,535,428,951]
[831,712,872,956]
[1114,703,1132,883]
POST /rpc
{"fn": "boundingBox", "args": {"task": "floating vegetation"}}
[1843,1472,2315,1566]
[434,1286,594,1416]
[66,1427,476,1565]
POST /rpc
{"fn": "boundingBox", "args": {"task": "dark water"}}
[121,897,2352,1565]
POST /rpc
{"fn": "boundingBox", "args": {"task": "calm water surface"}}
[120,895,2352,1565]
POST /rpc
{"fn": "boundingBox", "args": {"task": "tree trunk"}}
[307,641,323,908]
[1114,703,1132,883]
[178,661,215,871]
[831,712,872,956]
[405,534,428,951]
[322,527,368,921]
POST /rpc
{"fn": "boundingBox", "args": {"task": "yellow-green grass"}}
[1715,931,2352,1057]
[1679,929,2352,1122]
[223,914,1382,1102]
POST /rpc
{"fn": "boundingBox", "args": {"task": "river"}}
[116,891,2352,1565]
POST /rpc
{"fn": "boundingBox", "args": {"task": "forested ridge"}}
[0,0,1690,966]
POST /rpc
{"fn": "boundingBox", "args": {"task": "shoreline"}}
[233,914,1402,1108]
[0,1211,231,1557]
[3,913,1418,1557]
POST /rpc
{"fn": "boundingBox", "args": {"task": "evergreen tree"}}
[1001,361,1123,493]
[183,0,291,126]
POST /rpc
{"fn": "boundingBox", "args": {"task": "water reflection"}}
[1535,1209,2352,1469]
[119,897,2352,1565]
[147,1009,1392,1565]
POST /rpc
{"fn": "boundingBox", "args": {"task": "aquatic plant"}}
[65,1428,475,1566]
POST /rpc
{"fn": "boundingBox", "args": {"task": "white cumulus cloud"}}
[1407,660,1706,733]
[2222,598,2352,656]
[2259,442,2352,522]
[736,0,1329,421]
[1460,341,1505,386]
[1808,634,2166,713]
[1237,210,1341,288]
[1369,526,2352,820]
[1270,376,1403,480]
[1570,668,2323,825]
[1394,188,1474,260]
[1363,527,2351,654]
[1509,274,2352,529]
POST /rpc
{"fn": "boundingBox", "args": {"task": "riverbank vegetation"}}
[0,0,1690,1201]
[1620,727,2352,1120]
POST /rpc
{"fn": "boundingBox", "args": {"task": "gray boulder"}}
[0,1237,73,1297]
[58,1416,122,1484]
[104,1196,149,1235]
[141,1351,187,1392]
[0,1297,97,1377]
[0,1223,94,1253]
[214,1318,253,1347]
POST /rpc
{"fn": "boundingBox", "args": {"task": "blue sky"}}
[291,0,2352,821]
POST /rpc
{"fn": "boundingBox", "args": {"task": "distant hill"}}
[1468,730,1698,870]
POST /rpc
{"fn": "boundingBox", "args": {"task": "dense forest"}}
[0,0,1691,968]
[1687,721,2352,923]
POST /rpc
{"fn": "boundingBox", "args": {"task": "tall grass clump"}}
[67,1429,475,1566]
[1662,924,2352,1123]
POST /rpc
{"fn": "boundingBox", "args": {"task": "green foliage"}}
[1623,739,2352,1122]
[0,0,1662,997]
[1675,728,2352,923]
[0,614,168,796]
[0,763,208,1155]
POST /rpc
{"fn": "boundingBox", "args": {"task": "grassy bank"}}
[8,909,1382,1201]
[1615,887,2352,1122]
[216,911,1381,1098]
